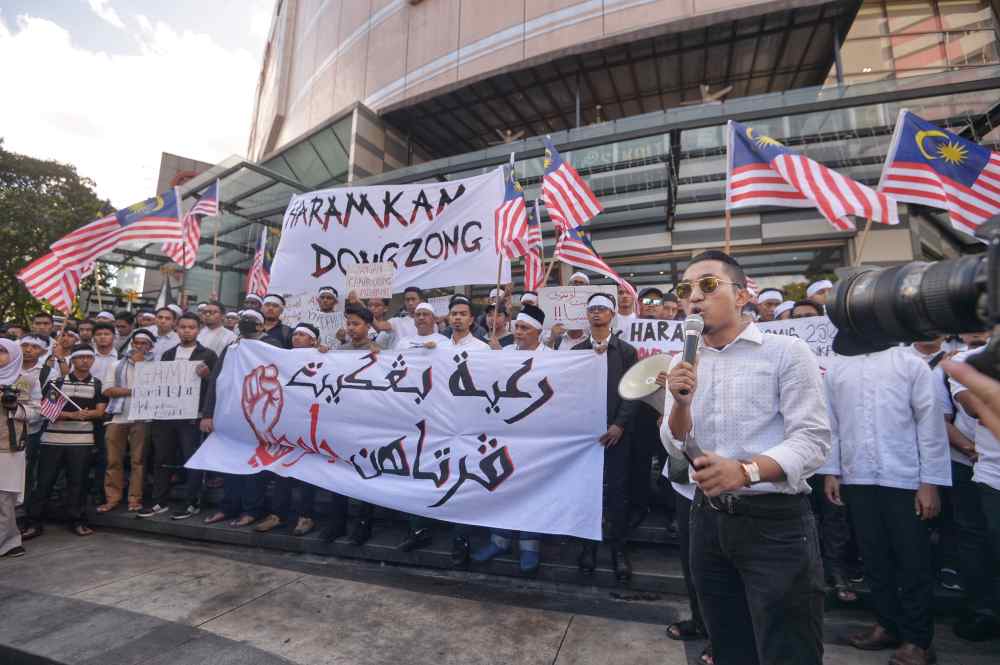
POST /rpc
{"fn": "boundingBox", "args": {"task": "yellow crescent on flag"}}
[915,129,948,160]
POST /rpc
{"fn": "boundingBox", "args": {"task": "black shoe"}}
[398,528,432,552]
[628,506,650,530]
[320,523,346,543]
[612,546,632,581]
[577,543,597,573]
[451,537,470,566]
[1,546,25,558]
[346,519,371,546]
[954,613,1000,642]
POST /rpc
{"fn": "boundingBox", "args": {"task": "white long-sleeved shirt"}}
[197,325,236,357]
[658,322,831,495]
[949,348,1000,490]
[819,347,951,489]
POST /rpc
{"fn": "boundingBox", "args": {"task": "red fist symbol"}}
[242,364,284,448]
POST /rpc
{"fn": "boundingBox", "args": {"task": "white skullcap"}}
[757,289,783,304]
[806,280,833,298]
[96,311,115,321]
[415,303,435,314]
[774,301,795,318]
[244,293,263,303]
[569,272,590,284]
[240,309,264,323]
[167,304,183,317]
[519,291,538,305]
[489,288,505,298]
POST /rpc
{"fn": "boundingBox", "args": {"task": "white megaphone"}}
[618,353,673,414]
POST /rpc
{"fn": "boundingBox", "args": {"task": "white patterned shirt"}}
[949,348,1000,490]
[659,322,831,495]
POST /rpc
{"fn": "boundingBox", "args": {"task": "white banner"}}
[270,170,511,298]
[282,293,345,348]
[621,316,840,370]
[187,341,607,538]
[127,360,202,421]
[538,285,617,330]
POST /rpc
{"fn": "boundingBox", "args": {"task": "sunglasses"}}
[674,276,742,300]
[640,297,662,306]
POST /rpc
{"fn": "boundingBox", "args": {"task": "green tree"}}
[0,139,109,324]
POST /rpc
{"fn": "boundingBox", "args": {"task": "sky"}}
[0,0,274,207]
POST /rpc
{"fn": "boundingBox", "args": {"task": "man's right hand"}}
[824,475,843,506]
[667,361,697,406]
[199,417,214,433]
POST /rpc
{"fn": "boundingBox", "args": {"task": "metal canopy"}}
[382,1,859,158]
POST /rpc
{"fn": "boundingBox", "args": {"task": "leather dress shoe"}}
[954,613,1000,642]
[848,624,901,650]
[577,543,597,573]
[451,537,470,566]
[612,546,632,581]
[320,523,346,543]
[888,643,936,665]
[346,519,371,546]
[397,528,432,552]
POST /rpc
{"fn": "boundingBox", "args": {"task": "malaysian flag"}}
[879,110,1000,237]
[522,200,545,291]
[541,137,602,233]
[16,252,90,314]
[726,120,898,231]
[553,225,636,300]
[162,180,220,268]
[50,187,184,272]
[495,167,531,259]
[40,383,70,422]
[246,227,272,297]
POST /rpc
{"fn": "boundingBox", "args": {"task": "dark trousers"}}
[600,435,630,545]
[629,406,659,516]
[220,473,266,519]
[268,476,317,522]
[27,445,92,527]
[674,491,704,631]
[807,475,852,578]
[842,484,934,648]
[690,491,824,665]
[150,421,202,506]
[90,425,106,503]
[952,463,996,615]
[22,431,43,513]
[974,480,1000,615]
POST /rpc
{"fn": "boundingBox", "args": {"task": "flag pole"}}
[853,217,875,267]
[542,233,562,286]
[492,256,503,339]
[724,209,733,255]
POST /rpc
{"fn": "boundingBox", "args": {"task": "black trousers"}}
[628,406,659,516]
[952,463,996,614]
[674,491,704,631]
[690,491,824,665]
[220,473,266,519]
[27,445,92,527]
[602,435,630,544]
[807,475,852,578]
[268,476,317,521]
[150,421,202,506]
[975,480,1000,615]
[842,484,934,648]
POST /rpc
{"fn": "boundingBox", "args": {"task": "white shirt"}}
[446,333,490,350]
[614,311,638,333]
[659,322,831,495]
[949,349,1000,490]
[555,331,587,351]
[378,316,419,350]
[104,360,139,424]
[151,330,180,360]
[90,348,118,390]
[197,326,236,357]
[502,341,550,352]
[820,347,951,489]
[396,332,449,349]
[173,345,195,361]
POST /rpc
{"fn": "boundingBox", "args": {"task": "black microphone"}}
[679,314,704,396]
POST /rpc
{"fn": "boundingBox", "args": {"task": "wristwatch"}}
[740,461,761,487]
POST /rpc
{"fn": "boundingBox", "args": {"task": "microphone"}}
[679,314,704,396]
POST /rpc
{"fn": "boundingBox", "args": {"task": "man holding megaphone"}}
[657,250,831,665]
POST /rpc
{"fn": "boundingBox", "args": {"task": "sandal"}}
[666,619,706,641]
[127,503,142,512]
[203,511,227,525]
[699,643,714,665]
[96,502,119,513]
[20,525,43,541]
[229,515,256,528]
[73,525,94,537]
[831,573,858,603]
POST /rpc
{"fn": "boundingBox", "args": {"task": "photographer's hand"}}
[941,359,1000,441]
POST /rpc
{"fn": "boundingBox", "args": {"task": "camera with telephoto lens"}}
[828,215,1000,381]
[0,385,17,412]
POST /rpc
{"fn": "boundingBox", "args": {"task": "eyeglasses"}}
[640,297,662,306]
[586,305,612,313]
[674,276,742,300]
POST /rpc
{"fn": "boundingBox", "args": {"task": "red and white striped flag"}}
[726,120,898,231]
[162,180,220,268]
[522,201,545,291]
[16,252,87,314]
[246,227,271,297]
[554,226,636,301]
[541,137,603,233]
[495,168,530,259]
[40,383,70,422]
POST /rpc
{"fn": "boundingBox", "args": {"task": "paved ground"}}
[1,528,997,665]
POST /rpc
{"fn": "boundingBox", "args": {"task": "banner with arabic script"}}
[187,341,607,539]
[269,169,511,297]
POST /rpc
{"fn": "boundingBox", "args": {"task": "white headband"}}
[68,349,95,361]
[570,272,590,284]
[318,287,338,297]
[263,295,284,306]
[515,311,543,330]
[774,301,795,318]
[226,311,240,317]
[489,288,504,298]
[292,325,317,339]
[245,294,262,302]
[415,303,435,314]
[62,329,79,338]
[240,310,264,323]
[806,280,833,297]
[20,335,49,349]
[587,294,616,310]
[758,290,783,304]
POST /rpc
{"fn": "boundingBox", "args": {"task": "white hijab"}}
[0,338,22,385]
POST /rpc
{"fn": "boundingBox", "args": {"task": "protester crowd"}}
[1,252,1000,665]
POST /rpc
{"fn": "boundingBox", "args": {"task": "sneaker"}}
[137,504,169,518]
[939,568,964,592]
[471,542,510,563]
[171,505,200,520]
[2,546,26,558]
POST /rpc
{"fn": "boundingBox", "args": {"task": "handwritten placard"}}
[127,360,202,421]
[428,295,452,317]
[538,285,617,330]
[282,293,345,347]
[346,262,394,299]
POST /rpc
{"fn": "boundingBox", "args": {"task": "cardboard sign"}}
[127,360,202,421]
[428,295,452,317]
[281,293,345,348]
[538,285,617,330]
[346,262,394,299]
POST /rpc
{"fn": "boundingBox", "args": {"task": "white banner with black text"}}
[187,341,607,539]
